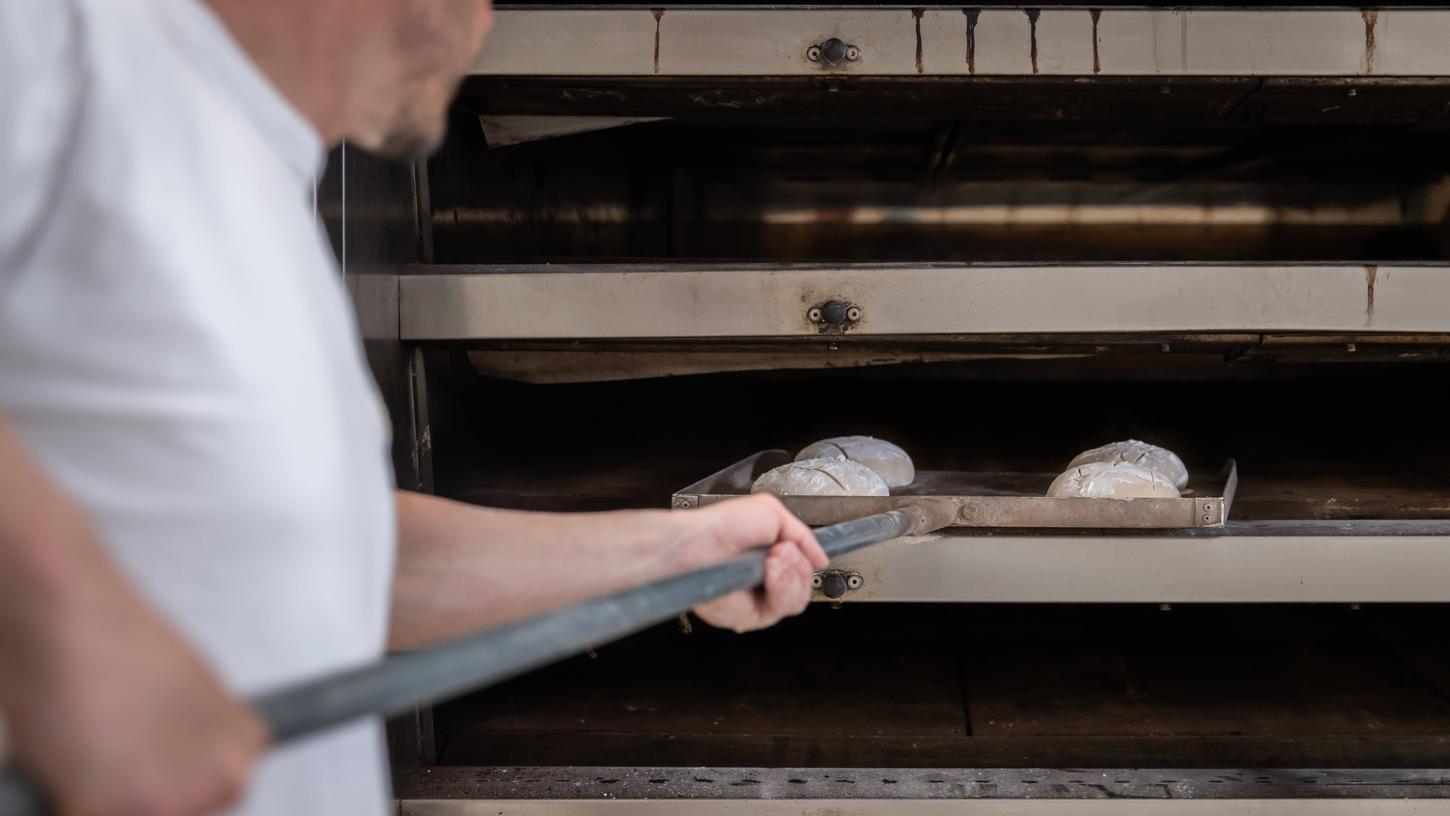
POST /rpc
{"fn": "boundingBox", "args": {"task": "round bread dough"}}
[1067,439,1189,490]
[795,435,916,488]
[1047,461,1181,499]
[752,457,890,497]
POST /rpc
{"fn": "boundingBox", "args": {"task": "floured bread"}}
[1047,461,1180,499]
[1067,439,1189,490]
[752,457,890,497]
[796,435,915,488]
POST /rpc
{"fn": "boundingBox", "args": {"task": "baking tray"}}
[673,450,1238,529]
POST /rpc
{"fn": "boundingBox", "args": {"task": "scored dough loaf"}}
[795,435,916,488]
[1046,461,1181,499]
[1067,439,1189,490]
[752,457,890,497]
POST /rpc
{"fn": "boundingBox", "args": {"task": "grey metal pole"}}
[0,500,956,813]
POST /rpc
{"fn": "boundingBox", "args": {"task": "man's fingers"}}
[758,493,828,569]
[764,543,811,619]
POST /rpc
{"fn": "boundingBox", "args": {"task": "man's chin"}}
[350,111,447,160]
[369,125,446,161]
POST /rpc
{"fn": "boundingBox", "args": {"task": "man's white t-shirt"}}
[1,0,397,814]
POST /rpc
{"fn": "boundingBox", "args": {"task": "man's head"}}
[208,0,495,157]
[347,0,495,157]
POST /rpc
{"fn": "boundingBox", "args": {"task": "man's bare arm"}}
[0,413,264,816]
[390,491,827,650]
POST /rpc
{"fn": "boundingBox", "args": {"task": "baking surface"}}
[438,604,1450,769]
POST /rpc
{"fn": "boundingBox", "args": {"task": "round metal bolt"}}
[811,573,823,590]
[820,37,849,64]
[820,571,848,600]
[846,573,864,591]
[846,306,862,321]
[1346,343,1358,353]
[1161,343,1172,353]
[807,307,823,322]
[821,300,848,325]
[806,46,823,62]
[1348,88,1359,97]
[846,46,861,61]
[1159,603,1173,612]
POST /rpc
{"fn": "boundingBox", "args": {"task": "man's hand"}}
[391,491,830,648]
[673,494,829,633]
[1,416,266,816]
[4,594,267,816]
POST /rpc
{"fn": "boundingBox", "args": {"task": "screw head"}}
[846,46,861,61]
[820,571,848,600]
[807,307,823,322]
[846,306,862,321]
[811,573,823,589]
[846,573,864,591]
[819,37,849,64]
[806,46,823,62]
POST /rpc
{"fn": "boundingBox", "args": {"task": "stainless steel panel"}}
[829,527,1450,603]
[473,8,1450,78]
[398,264,1441,341]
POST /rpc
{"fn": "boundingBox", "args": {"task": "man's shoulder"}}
[0,0,82,82]
[0,0,86,274]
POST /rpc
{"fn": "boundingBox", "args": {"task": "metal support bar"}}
[400,263,1443,340]
[474,8,1450,78]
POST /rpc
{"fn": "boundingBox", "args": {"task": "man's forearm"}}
[389,491,704,649]
[0,415,100,680]
[1,414,267,815]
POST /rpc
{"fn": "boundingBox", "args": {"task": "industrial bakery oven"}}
[323,2,1450,811]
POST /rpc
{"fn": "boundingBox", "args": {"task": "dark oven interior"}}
[409,95,1450,772]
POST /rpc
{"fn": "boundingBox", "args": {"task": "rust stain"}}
[652,9,663,75]
[1090,9,1102,74]
[1026,8,1040,74]
[964,9,980,74]
[1365,264,1378,324]
[1362,10,1378,75]
[1179,11,1188,73]
[913,8,925,74]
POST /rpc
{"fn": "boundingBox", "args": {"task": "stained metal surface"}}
[396,767,1450,802]
[398,263,1447,340]
[403,801,1450,815]
[458,335,1450,383]
[674,450,1235,528]
[473,8,1450,77]
[825,529,1450,602]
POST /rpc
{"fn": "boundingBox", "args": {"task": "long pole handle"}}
[0,499,956,814]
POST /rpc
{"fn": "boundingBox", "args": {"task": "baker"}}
[0,1,826,814]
